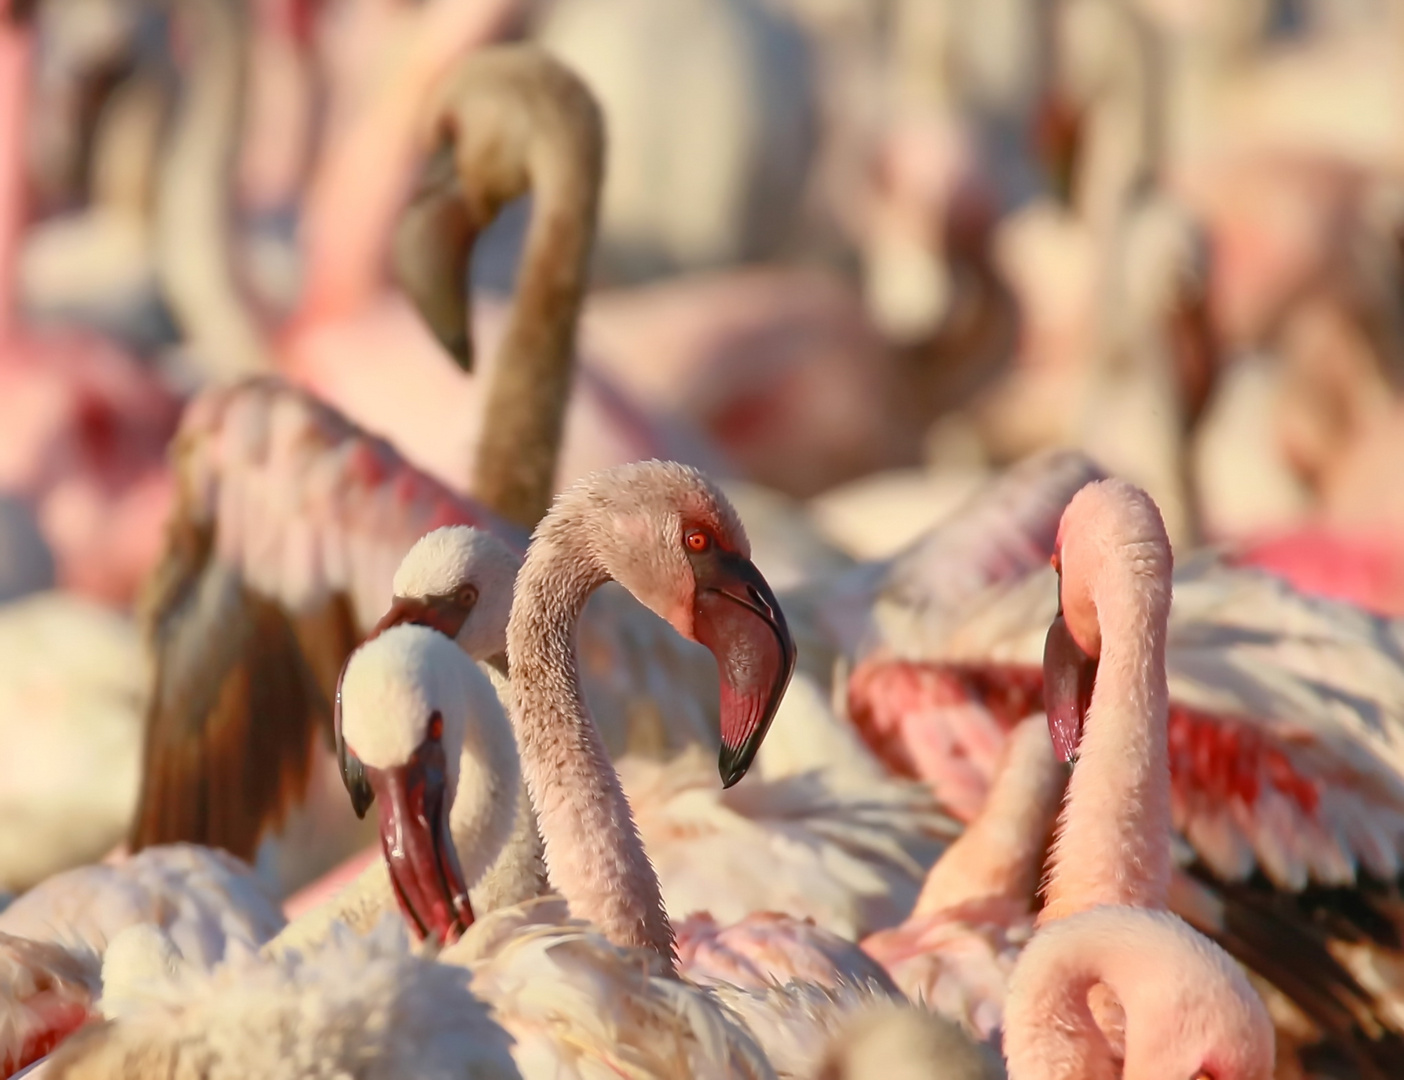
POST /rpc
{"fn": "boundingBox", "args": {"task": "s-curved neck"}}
[505,528,677,971]
[1043,563,1171,922]
[1004,909,1174,1080]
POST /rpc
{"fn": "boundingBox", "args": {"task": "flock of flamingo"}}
[3,0,1404,1077]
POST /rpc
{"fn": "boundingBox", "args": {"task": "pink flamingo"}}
[1003,477,1274,1079]
[848,467,1404,1071]
[0,2,180,606]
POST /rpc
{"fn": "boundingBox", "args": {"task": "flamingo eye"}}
[685,529,712,553]
[454,582,479,607]
[1051,551,1062,574]
[428,711,444,741]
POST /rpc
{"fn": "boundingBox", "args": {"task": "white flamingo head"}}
[376,525,522,667]
[338,624,520,945]
[534,460,798,787]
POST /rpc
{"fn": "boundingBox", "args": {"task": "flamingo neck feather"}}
[1044,560,1171,921]
[506,529,677,971]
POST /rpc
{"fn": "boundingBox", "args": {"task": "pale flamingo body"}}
[0,845,285,1079]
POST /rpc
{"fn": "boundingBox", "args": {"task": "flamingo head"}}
[548,461,798,787]
[338,626,477,944]
[379,525,521,668]
[1043,479,1172,763]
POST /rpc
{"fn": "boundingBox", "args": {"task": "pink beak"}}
[1042,601,1098,764]
[690,551,797,787]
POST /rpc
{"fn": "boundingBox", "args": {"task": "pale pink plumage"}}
[1002,479,1274,1080]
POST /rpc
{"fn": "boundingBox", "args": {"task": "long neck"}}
[912,722,1066,919]
[472,141,598,530]
[1042,569,1171,922]
[506,531,677,971]
[154,0,271,378]
[0,19,30,336]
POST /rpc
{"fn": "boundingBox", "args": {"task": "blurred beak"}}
[372,594,473,642]
[693,553,797,787]
[391,144,476,371]
[365,741,473,944]
[1042,601,1098,764]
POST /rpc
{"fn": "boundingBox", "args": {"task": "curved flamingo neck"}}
[505,528,677,971]
[297,0,519,324]
[1042,563,1171,922]
[1005,910,1182,1080]
[0,21,31,337]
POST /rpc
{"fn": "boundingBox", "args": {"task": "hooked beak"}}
[692,553,797,787]
[392,143,477,371]
[1042,599,1098,764]
[371,594,474,642]
[364,741,473,944]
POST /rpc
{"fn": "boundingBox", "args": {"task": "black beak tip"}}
[446,332,473,372]
[718,743,751,788]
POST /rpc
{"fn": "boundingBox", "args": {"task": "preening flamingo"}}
[0,2,179,606]
[1001,477,1274,1079]
[839,453,1404,1069]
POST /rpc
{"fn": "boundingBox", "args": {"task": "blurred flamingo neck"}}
[473,170,597,529]
[0,21,31,336]
[1043,567,1171,922]
[505,529,677,972]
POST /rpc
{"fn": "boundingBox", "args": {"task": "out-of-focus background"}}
[4,0,1404,898]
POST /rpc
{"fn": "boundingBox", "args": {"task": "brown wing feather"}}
[130,515,346,858]
[128,377,517,860]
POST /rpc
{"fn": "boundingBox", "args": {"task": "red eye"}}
[428,711,444,741]
[685,529,712,553]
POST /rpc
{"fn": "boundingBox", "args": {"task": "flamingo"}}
[1001,477,1275,1079]
[0,0,180,606]
[155,0,695,489]
[846,470,1404,1072]
[127,44,723,866]
[48,625,775,1080]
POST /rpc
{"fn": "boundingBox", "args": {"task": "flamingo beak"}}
[371,594,474,642]
[692,553,797,787]
[1043,599,1098,764]
[392,143,477,371]
[364,741,473,944]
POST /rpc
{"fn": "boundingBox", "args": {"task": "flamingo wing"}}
[130,378,519,859]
